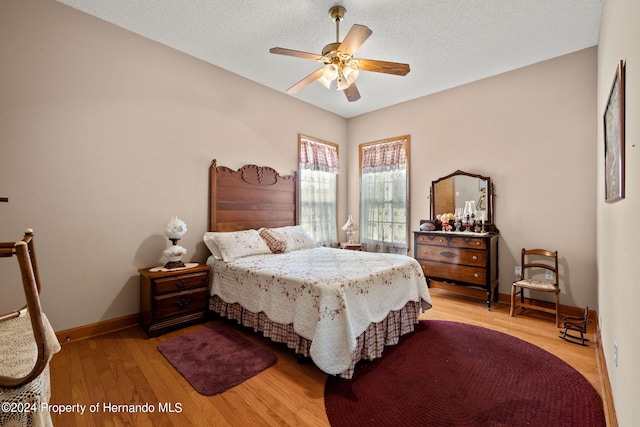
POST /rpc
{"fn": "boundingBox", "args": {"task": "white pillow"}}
[204,230,271,262]
[270,225,318,252]
[203,232,224,260]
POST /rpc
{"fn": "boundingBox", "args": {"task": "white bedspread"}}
[208,247,431,375]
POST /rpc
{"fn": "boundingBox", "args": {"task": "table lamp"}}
[163,217,187,269]
[341,215,359,244]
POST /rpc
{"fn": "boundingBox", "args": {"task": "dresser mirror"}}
[430,170,496,231]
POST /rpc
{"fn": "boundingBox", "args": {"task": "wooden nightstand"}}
[139,264,210,337]
[340,242,362,251]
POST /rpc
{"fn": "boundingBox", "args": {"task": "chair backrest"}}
[0,229,51,389]
[580,307,589,332]
[578,306,590,331]
[521,248,559,286]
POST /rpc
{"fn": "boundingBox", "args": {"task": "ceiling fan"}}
[269,6,410,102]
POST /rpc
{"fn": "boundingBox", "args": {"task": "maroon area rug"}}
[158,325,277,396]
[325,320,605,427]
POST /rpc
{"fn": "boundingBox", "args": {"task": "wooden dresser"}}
[414,231,499,309]
[139,264,210,337]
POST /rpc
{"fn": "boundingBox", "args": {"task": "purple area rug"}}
[325,320,605,427]
[158,325,277,396]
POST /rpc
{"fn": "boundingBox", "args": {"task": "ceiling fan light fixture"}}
[322,63,339,81]
[317,75,332,89]
[336,73,350,91]
[342,65,359,84]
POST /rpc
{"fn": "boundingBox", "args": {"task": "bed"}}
[205,160,432,378]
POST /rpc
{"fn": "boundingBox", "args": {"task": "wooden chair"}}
[0,229,61,427]
[559,307,590,345]
[510,248,561,327]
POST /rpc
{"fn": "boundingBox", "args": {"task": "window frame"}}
[297,134,339,246]
[358,135,410,253]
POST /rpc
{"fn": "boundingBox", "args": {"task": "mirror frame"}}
[430,170,497,232]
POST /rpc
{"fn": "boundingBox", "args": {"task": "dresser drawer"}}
[449,237,486,250]
[154,272,208,295]
[415,233,487,250]
[416,245,486,266]
[154,288,208,320]
[421,261,487,286]
[415,234,450,247]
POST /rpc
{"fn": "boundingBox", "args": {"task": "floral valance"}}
[299,137,339,174]
[361,139,407,173]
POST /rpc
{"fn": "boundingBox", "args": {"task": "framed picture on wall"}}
[604,60,625,203]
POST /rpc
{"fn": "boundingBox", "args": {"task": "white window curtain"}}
[299,136,339,246]
[360,138,408,254]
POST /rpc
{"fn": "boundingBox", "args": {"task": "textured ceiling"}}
[56,0,602,118]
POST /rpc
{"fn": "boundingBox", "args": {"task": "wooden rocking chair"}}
[559,307,590,346]
[0,229,61,427]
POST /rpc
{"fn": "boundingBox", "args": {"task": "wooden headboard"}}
[208,159,298,232]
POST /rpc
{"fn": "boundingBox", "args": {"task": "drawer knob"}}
[476,242,481,246]
[439,239,444,243]
[175,280,189,288]
[474,273,479,278]
[472,255,478,260]
[176,297,190,307]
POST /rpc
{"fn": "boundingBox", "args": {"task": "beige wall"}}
[597,0,640,424]
[0,0,347,330]
[348,47,598,310]
[5,0,632,420]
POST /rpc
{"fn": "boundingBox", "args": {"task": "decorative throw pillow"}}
[205,230,271,262]
[259,228,288,253]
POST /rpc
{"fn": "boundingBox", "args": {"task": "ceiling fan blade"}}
[338,24,372,55]
[356,58,411,76]
[343,83,361,102]
[287,68,325,94]
[270,47,323,61]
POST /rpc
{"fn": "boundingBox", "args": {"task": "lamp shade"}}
[342,65,359,84]
[322,63,339,81]
[336,74,350,91]
[164,217,187,240]
[341,215,359,232]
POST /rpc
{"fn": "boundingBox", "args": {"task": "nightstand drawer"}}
[154,288,208,320]
[139,263,211,337]
[154,272,208,295]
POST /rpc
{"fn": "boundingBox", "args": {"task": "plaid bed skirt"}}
[209,295,424,378]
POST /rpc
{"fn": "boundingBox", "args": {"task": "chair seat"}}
[0,311,60,427]
[0,311,60,377]
[513,279,558,292]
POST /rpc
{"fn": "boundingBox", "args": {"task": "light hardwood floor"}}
[49,289,608,426]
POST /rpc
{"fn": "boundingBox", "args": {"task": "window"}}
[359,136,409,254]
[298,135,339,246]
